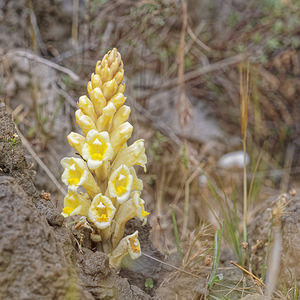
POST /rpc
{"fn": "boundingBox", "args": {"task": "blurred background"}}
[0,0,299,298]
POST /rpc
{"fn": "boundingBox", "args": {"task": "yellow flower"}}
[81,129,113,170]
[109,231,141,268]
[108,164,133,204]
[61,157,100,198]
[62,189,90,218]
[88,194,116,230]
[112,139,147,172]
[111,191,149,248]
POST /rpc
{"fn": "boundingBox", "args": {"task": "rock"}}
[217,150,250,169]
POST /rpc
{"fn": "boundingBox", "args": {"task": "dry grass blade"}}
[142,252,201,279]
[4,50,80,81]
[15,126,67,198]
[177,0,192,127]
[239,60,251,245]
[230,261,265,287]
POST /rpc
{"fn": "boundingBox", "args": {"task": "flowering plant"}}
[61,48,149,268]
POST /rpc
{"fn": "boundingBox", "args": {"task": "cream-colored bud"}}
[109,231,141,268]
[112,139,147,172]
[111,105,131,131]
[91,73,102,89]
[118,83,125,94]
[110,59,121,77]
[62,189,91,218]
[108,48,119,65]
[96,102,116,132]
[103,79,118,100]
[99,64,112,83]
[101,53,109,67]
[114,69,124,85]
[89,87,106,116]
[110,122,133,154]
[87,81,93,97]
[67,132,85,155]
[88,193,116,230]
[75,109,96,135]
[61,157,100,198]
[95,60,101,75]
[78,95,97,122]
[109,92,126,110]
[82,129,113,170]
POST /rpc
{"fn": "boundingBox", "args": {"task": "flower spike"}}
[60,48,149,267]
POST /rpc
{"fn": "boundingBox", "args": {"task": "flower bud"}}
[110,122,133,154]
[91,73,102,89]
[75,109,96,135]
[89,87,106,116]
[77,95,97,122]
[103,79,118,100]
[109,92,126,110]
[96,102,116,132]
[111,105,131,131]
[67,132,85,155]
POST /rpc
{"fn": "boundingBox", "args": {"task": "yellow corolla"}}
[62,189,90,218]
[109,231,141,268]
[127,231,141,260]
[61,157,100,198]
[88,194,116,230]
[108,164,133,204]
[81,129,113,170]
[111,191,149,248]
[112,139,147,172]
[131,191,150,221]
